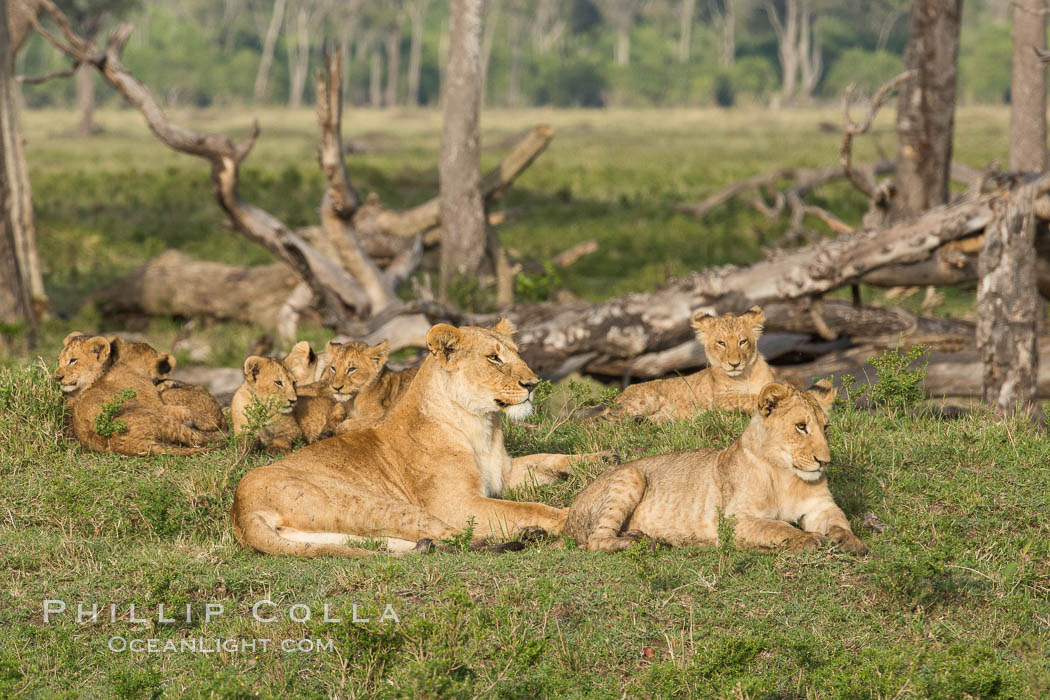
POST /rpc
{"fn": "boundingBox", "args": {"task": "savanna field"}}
[2,106,1050,697]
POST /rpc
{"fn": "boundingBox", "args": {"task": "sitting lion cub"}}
[604,306,774,423]
[566,381,867,555]
[327,340,418,434]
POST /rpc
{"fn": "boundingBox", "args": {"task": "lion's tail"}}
[233,510,379,558]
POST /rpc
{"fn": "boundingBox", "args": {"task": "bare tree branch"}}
[840,70,916,199]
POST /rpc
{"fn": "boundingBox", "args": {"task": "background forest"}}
[16,0,1022,113]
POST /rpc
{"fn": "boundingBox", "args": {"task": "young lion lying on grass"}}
[231,320,615,557]
[566,381,867,555]
[55,333,221,455]
[601,306,775,423]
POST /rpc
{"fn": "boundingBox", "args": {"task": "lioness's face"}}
[55,332,111,394]
[758,381,836,482]
[692,306,764,377]
[324,340,389,403]
[244,356,298,414]
[425,319,539,420]
[107,336,175,382]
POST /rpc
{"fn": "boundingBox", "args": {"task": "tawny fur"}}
[604,306,775,423]
[566,381,867,555]
[230,320,614,558]
[56,333,216,456]
[230,356,302,453]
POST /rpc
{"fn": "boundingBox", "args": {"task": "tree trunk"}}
[480,0,501,103]
[506,7,523,107]
[765,0,801,106]
[253,0,286,102]
[716,0,736,67]
[0,0,34,341]
[407,0,429,106]
[798,2,821,100]
[615,24,630,67]
[75,63,96,136]
[369,48,383,108]
[439,0,486,295]
[288,4,309,109]
[678,0,695,63]
[1009,0,1048,172]
[384,24,402,108]
[977,181,1041,419]
[894,0,962,217]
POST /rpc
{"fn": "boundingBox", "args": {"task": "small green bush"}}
[94,388,136,438]
[867,342,928,412]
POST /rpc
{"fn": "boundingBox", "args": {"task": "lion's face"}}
[107,336,175,382]
[425,319,539,420]
[692,306,765,377]
[243,356,298,414]
[324,340,389,403]
[55,332,112,394]
[283,340,318,384]
[756,381,836,482]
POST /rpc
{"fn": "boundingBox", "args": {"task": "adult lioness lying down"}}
[232,320,611,557]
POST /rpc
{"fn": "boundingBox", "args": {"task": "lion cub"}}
[566,381,867,555]
[327,340,418,434]
[604,306,775,423]
[56,333,217,455]
[231,356,302,453]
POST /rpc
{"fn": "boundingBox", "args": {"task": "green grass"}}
[2,360,1049,697]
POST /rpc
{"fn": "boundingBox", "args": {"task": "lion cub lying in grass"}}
[604,306,774,423]
[56,333,222,455]
[566,381,867,555]
[283,339,418,434]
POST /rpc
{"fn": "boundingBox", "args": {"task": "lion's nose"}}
[519,379,538,392]
[332,385,343,392]
[729,360,740,368]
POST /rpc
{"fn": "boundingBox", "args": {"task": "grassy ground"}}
[2,363,1049,697]
[5,106,1047,697]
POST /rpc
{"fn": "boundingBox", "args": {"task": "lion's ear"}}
[155,353,176,378]
[426,324,461,363]
[744,305,765,336]
[491,318,517,337]
[63,332,86,346]
[86,336,111,363]
[758,383,792,417]
[290,340,316,364]
[325,339,344,355]
[244,356,265,383]
[370,339,390,366]
[691,311,714,340]
[807,379,837,413]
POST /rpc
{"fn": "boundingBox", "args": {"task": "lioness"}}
[231,320,612,557]
[56,334,216,455]
[603,306,775,423]
[230,356,302,453]
[566,381,867,555]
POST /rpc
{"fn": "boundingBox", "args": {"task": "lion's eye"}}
[346,367,357,374]
[487,354,502,365]
[329,366,335,373]
[68,358,77,365]
[716,340,726,348]
[795,422,807,433]
[739,339,748,346]
[275,380,284,388]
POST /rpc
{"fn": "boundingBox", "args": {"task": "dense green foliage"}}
[15,0,1028,109]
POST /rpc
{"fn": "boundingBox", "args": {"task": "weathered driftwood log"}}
[90,251,301,328]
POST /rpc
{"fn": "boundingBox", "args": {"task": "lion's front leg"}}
[448,497,569,538]
[505,451,618,489]
[733,514,825,551]
[798,501,867,555]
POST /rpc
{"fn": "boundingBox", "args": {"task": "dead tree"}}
[1009,0,1048,173]
[253,0,287,102]
[0,0,35,341]
[439,0,486,295]
[894,0,962,217]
